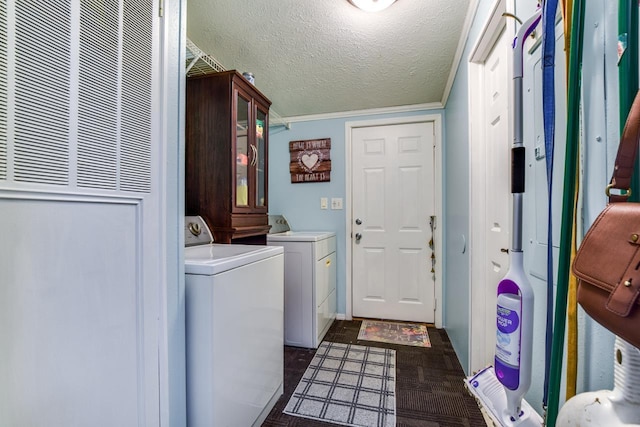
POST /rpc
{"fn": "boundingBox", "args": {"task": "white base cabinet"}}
[268,233,336,348]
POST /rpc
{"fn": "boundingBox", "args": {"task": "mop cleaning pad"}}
[465,366,543,427]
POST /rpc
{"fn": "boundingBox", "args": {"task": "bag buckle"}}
[606,183,632,198]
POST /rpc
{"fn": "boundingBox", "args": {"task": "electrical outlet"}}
[320,197,328,209]
[331,198,343,210]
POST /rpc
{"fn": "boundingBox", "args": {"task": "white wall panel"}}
[578,0,618,393]
[0,197,145,425]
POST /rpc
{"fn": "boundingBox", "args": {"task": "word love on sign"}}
[289,138,331,183]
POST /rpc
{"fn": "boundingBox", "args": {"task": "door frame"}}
[344,114,443,328]
[468,0,515,373]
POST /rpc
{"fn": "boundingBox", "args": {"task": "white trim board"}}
[344,114,443,328]
[283,102,443,125]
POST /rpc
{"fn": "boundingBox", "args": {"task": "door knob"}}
[355,233,362,242]
[355,218,362,225]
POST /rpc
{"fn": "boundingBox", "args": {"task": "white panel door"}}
[352,122,435,322]
[481,29,511,365]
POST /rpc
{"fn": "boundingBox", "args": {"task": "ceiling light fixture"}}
[349,0,397,12]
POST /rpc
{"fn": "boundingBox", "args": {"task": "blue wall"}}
[269,108,443,316]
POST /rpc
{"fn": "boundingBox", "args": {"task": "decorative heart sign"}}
[289,138,332,183]
[299,151,322,172]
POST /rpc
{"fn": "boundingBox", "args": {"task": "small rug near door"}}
[357,320,431,348]
[283,341,396,427]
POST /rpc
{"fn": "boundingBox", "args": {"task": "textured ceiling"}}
[187,0,471,118]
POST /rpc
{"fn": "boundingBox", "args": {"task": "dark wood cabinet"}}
[186,70,271,244]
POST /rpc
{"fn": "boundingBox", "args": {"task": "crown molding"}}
[281,102,444,124]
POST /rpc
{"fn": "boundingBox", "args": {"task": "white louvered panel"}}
[14,2,71,185]
[77,0,119,190]
[120,0,153,193]
[0,0,7,180]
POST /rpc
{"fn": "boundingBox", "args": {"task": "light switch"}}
[331,198,343,210]
[320,197,328,209]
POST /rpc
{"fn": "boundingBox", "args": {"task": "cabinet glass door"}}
[255,108,267,208]
[235,94,250,207]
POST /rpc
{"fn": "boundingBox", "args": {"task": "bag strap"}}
[608,90,640,203]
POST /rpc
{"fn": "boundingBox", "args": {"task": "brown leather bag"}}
[572,91,640,349]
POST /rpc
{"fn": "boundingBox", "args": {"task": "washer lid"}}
[185,244,283,275]
[266,231,336,242]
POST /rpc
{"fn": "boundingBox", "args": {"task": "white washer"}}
[184,216,284,427]
[267,215,336,348]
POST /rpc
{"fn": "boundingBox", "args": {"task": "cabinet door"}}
[234,90,251,210]
[253,105,268,211]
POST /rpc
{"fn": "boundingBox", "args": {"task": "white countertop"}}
[267,231,335,243]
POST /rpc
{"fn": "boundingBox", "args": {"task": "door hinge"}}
[159,0,164,17]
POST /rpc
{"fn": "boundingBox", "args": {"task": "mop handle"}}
[512,9,542,81]
[511,10,542,196]
[511,10,542,253]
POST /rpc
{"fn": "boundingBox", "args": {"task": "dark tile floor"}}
[262,319,487,427]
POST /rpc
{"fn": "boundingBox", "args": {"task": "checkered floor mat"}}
[283,341,396,427]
